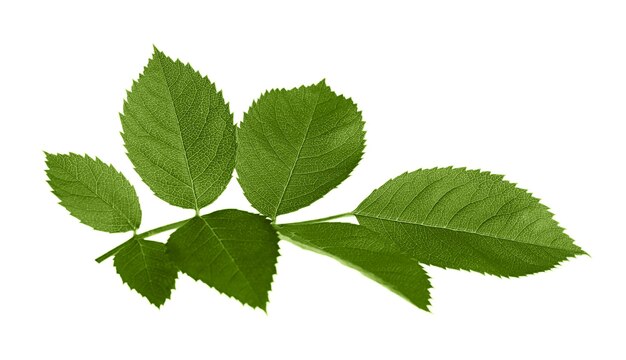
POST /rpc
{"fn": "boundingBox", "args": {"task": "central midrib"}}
[273,90,322,218]
[354,212,576,252]
[156,54,200,211]
[81,160,137,230]
[198,216,261,305]
[135,239,157,294]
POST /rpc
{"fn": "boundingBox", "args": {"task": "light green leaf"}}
[278,222,431,310]
[114,237,178,307]
[166,210,279,310]
[354,167,586,277]
[236,80,365,219]
[121,47,236,211]
[45,153,141,233]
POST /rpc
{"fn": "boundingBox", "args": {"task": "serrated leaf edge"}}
[44,152,141,233]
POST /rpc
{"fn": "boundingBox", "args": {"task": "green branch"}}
[94,212,354,263]
[95,217,192,263]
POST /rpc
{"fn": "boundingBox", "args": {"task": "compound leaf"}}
[45,153,141,233]
[166,209,279,310]
[355,167,586,277]
[114,237,178,307]
[278,222,431,310]
[236,81,365,219]
[121,47,236,211]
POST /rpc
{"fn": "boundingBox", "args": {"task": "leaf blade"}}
[45,153,141,233]
[121,47,236,210]
[166,210,279,310]
[355,167,585,276]
[236,81,365,218]
[114,237,178,307]
[278,222,431,310]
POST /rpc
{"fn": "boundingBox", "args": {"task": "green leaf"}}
[278,222,431,310]
[45,153,141,233]
[121,47,236,211]
[354,167,585,277]
[113,237,178,307]
[166,210,279,310]
[236,80,365,219]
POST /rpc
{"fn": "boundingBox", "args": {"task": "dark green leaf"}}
[45,153,141,233]
[355,167,586,277]
[114,237,178,307]
[278,222,431,310]
[236,81,365,219]
[166,210,279,310]
[121,47,236,211]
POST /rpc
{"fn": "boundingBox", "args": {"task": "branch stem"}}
[95,211,353,263]
[136,218,192,238]
[94,217,192,263]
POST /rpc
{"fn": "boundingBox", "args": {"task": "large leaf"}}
[278,222,431,310]
[45,153,141,233]
[236,81,365,219]
[121,47,236,211]
[354,167,586,277]
[166,210,279,310]
[114,237,178,307]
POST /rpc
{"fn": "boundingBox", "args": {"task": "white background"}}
[1,1,624,359]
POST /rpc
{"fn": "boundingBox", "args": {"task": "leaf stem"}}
[279,212,353,226]
[94,217,192,263]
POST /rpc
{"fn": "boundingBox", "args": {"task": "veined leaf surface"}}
[236,81,365,219]
[121,48,236,211]
[45,153,141,233]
